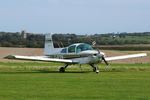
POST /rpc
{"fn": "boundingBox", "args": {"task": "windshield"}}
[76,44,93,53]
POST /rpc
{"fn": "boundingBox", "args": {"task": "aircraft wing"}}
[5,55,78,64]
[105,53,147,61]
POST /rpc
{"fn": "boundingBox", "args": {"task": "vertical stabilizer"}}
[44,33,55,55]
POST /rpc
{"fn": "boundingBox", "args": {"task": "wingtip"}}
[141,53,147,56]
[4,55,16,59]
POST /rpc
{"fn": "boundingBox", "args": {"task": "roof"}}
[67,43,88,47]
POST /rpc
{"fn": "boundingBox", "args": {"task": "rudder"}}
[44,33,55,55]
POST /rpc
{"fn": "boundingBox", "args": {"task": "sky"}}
[0,0,150,34]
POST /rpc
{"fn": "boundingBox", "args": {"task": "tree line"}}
[0,32,150,48]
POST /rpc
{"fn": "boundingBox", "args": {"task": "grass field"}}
[0,62,150,100]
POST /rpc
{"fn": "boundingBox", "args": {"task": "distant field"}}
[115,36,150,43]
[0,62,150,100]
[95,44,150,51]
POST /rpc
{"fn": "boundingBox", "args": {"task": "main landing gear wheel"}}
[59,64,69,73]
[59,67,65,72]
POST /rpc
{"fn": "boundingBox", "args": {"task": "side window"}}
[68,45,76,53]
[61,48,67,53]
[76,45,82,53]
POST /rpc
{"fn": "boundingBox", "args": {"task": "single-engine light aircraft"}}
[5,34,147,73]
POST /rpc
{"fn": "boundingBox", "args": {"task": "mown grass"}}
[0,62,150,100]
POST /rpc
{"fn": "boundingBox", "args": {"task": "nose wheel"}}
[90,64,99,74]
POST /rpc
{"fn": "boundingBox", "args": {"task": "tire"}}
[59,67,65,72]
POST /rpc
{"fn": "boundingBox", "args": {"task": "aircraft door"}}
[68,45,76,53]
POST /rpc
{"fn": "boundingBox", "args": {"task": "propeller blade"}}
[97,49,109,66]
[102,56,109,66]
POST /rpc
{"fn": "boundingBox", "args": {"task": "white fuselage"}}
[46,43,105,64]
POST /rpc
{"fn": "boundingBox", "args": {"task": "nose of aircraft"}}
[82,50,109,65]
[81,50,106,57]
[99,52,105,57]
[96,51,109,66]
[94,51,105,58]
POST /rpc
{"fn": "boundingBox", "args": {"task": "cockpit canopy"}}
[61,43,93,53]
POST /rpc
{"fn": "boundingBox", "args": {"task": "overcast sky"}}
[0,0,150,34]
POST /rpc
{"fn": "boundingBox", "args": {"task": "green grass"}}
[0,62,63,67]
[0,62,150,100]
[116,36,150,42]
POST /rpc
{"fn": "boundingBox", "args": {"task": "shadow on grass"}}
[0,70,90,74]
[39,70,90,73]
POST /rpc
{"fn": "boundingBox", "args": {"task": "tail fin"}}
[44,33,55,55]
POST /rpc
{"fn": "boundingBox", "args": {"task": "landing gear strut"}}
[90,64,99,73]
[59,64,68,73]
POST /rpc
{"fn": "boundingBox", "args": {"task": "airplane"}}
[5,33,147,73]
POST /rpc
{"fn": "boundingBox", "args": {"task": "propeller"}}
[92,41,109,66]
[97,49,109,66]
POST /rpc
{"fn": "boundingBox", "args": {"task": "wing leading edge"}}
[105,53,147,61]
[5,55,78,64]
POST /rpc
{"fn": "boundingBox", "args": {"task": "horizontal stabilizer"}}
[105,53,147,61]
[5,55,77,64]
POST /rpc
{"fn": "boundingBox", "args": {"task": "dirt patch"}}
[0,47,149,63]
[0,47,44,62]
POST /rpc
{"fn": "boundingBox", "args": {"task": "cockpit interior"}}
[61,43,93,53]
